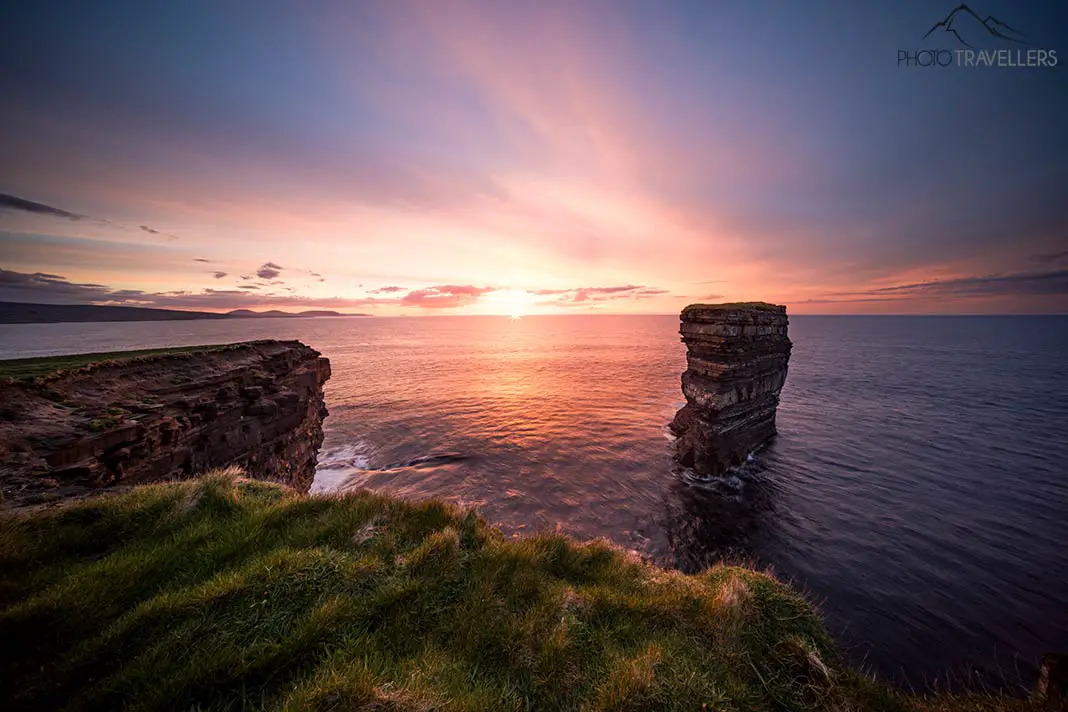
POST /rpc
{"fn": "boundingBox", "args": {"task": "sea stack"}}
[670,302,792,476]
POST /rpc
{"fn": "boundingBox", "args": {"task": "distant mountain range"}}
[0,302,372,324]
[224,309,369,319]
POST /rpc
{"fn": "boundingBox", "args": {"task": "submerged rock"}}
[0,340,330,506]
[670,302,791,476]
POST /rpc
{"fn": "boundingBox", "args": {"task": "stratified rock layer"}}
[670,303,791,476]
[0,340,330,505]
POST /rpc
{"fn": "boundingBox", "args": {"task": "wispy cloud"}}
[529,284,668,305]
[138,224,178,239]
[531,285,638,296]
[0,267,392,310]
[0,193,177,240]
[212,271,228,279]
[369,285,406,294]
[1030,250,1068,264]
[400,284,496,308]
[828,269,1068,299]
[0,193,85,221]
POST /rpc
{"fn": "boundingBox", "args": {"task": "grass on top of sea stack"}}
[0,474,1037,712]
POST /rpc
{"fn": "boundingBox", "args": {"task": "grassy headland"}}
[0,473,1037,711]
[0,345,236,380]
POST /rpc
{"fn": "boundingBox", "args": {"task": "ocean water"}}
[2,314,1066,691]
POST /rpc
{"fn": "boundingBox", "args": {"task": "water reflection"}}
[658,456,783,573]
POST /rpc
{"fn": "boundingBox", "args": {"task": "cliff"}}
[670,302,792,476]
[0,341,330,506]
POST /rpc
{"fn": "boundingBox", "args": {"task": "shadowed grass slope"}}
[0,473,1039,711]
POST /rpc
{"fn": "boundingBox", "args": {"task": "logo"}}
[922,4,1024,48]
[897,4,1057,68]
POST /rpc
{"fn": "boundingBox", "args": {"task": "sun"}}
[485,289,532,319]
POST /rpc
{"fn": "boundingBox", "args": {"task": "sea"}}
[2,314,1066,692]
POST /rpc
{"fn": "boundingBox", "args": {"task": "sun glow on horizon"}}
[481,288,535,318]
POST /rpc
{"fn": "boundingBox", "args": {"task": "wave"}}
[313,442,470,493]
[316,442,372,471]
[373,452,470,470]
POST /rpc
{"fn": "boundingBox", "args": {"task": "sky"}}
[1,0,1066,315]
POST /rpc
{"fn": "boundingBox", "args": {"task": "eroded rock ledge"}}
[670,302,792,476]
[0,340,330,506]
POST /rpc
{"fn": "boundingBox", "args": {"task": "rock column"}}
[670,303,792,476]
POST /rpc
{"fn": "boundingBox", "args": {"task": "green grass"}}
[682,302,784,314]
[0,344,239,380]
[0,474,1039,711]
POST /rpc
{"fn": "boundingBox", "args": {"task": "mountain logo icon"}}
[923,4,1027,48]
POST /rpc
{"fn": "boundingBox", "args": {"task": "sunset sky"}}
[1,0,1066,315]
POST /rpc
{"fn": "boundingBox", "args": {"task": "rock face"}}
[0,340,330,506]
[670,303,791,477]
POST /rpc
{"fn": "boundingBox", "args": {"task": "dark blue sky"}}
[1,0,1065,313]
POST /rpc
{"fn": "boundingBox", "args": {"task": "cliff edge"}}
[670,302,792,476]
[0,340,330,506]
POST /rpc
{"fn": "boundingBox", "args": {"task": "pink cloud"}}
[400,284,497,308]
[530,284,666,306]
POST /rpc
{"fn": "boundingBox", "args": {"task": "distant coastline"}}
[0,301,372,325]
